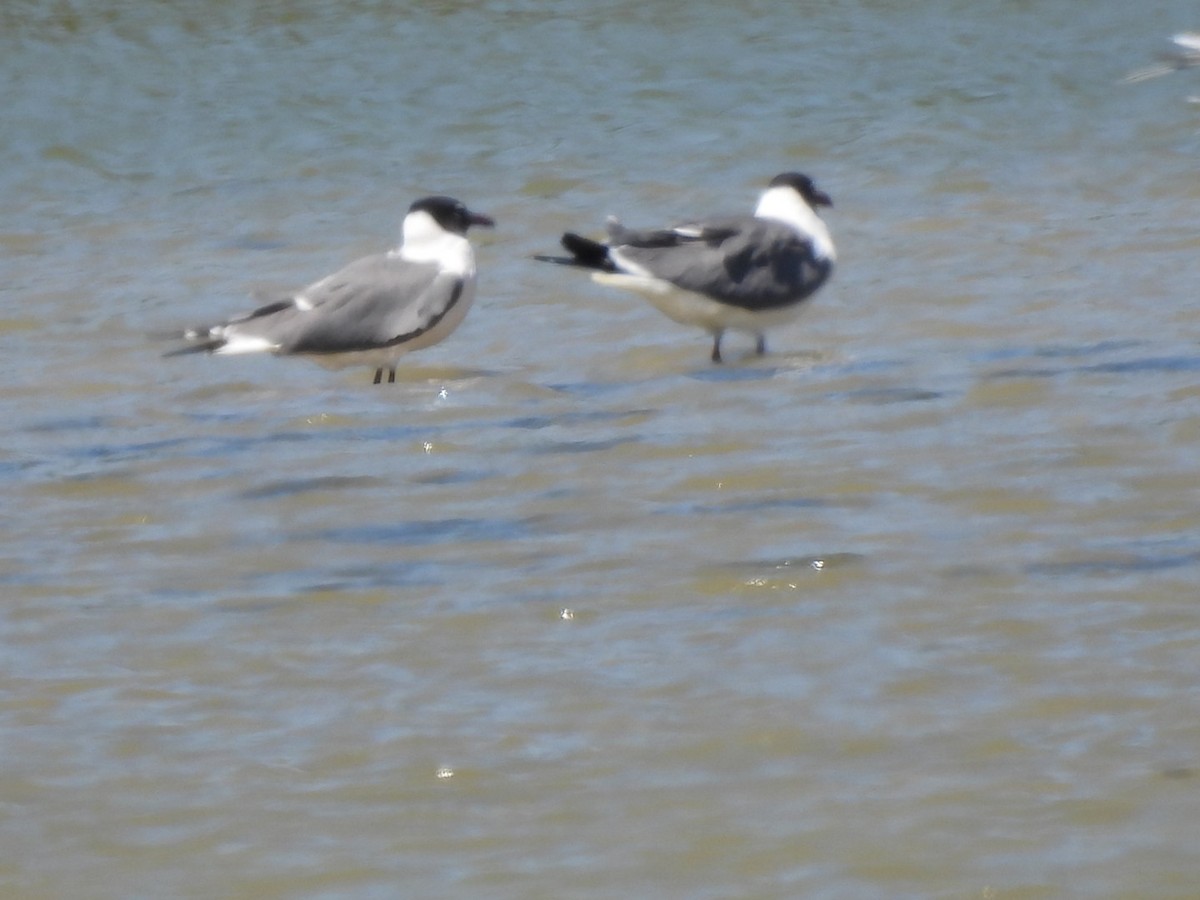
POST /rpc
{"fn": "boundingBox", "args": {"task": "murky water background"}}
[3,0,1200,896]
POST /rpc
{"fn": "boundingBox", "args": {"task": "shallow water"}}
[3,0,1200,897]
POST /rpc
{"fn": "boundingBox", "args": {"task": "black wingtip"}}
[560,232,614,270]
[533,232,615,271]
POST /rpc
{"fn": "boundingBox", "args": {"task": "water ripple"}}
[238,475,388,500]
[304,516,540,546]
[1026,549,1200,578]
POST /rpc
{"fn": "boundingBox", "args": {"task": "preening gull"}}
[536,172,835,362]
[167,195,494,384]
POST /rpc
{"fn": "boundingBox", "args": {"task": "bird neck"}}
[396,211,475,275]
[754,187,836,262]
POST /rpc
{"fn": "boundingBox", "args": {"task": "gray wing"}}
[225,254,464,353]
[605,215,743,249]
[612,217,832,312]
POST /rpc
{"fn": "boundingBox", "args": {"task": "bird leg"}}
[387,368,396,384]
[755,334,767,356]
[373,368,384,384]
[711,331,724,364]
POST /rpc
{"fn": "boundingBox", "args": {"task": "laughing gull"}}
[167,195,494,384]
[536,172,835,362]
[1123,32,1200,83]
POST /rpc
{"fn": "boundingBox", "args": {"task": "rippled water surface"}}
[3,0,1200,896]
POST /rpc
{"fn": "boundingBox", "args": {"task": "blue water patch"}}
[706,552,868,574]
[0,459,39,482]
[239,475,388,500]
[62,436,192,463]
[25,415,114,433]
[1027,548,1200,578]
[825,387,945,405]
[1084,356,1200,375]
[219,235,289,252]
[987,352,1200,380]
[688,366,783,383]
[407,468,496,486]
[825,358,911,376]
[662,495,830,516]
[531,436,639,454]
[503,408,654,430]
[296,561,445,591]
[307,516,538,546]
[545,380,636,399]
[972,340,1143,364]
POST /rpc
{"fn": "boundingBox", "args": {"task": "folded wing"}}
[610,217,832,312]
[212,254,463,354]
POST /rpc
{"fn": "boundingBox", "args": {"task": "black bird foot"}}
[387,368,396,384]
[755,335,767,356]
[711,333,724,364]
[373,368,384,385]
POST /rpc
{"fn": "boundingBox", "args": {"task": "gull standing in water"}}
[536,172,835,363]
[167,195,494,384]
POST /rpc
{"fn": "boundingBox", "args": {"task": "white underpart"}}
[592,269,813,336]
[213,333,280,355]
[754,185,836,261]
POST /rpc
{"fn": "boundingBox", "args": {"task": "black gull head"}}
[768,172,833,209]
[408,196,495,235]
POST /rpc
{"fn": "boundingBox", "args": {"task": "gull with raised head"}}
[537,172,835,362]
